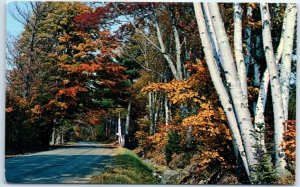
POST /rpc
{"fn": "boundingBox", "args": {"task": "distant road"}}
[5,142,115,184]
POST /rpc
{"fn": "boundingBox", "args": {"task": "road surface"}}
[5,142,115,184]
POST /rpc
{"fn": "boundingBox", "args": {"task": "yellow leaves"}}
[58,54,70,62]
[198,151,224,168]
[56,102,68,109]
[30,105,41,116]
[63,79,70,85]
[46,99,68,110]
[142,80,201,105]
[74,51,87,58]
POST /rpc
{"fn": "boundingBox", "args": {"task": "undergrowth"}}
[90,147,159,184]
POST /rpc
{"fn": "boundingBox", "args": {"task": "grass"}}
[91,147,160,184]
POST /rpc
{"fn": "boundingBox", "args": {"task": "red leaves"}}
[57,86,87,98]
[74,12,101,31]
[61,63,103,73]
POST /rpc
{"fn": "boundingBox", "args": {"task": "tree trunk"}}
[193,2,250,178]
[202,3,222,67]
[125,103,131,135]
[208,3,257,180]
[173,24,183,80]
[117,112,122,145]
[234,3,248,97]
[149,92,155,135]
[154,15,180,80]
[260,3,289,176]
[165,95,170,125]
[51,127,55,145]
[279,3,297,121]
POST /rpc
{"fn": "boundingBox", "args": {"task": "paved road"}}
[5,142,115,184]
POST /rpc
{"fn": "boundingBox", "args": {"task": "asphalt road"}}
[5,142,115,184]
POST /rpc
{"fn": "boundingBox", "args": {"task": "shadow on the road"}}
[5,154,113,184]
[52,145,117,149]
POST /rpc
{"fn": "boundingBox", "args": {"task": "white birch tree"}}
[260,3,290,175]
[234,3,248,98]
[279,4,297,121]
[193,2,250,178]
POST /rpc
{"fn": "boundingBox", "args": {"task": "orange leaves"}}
[198,151,225,169]
[142,60,216,106]
[143,80,200,105]
[46,99,68,110]
[104,63,127,73]
[99,80,116,87]
[31,104,41,115]
[283,120,296,163]
[57,86,87,98]
[5,107,13,113]
[58,34,73,43]
[60,63,103,73]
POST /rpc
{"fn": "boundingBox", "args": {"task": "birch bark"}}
[165,96,170,125]
[125,103,131,135]
[193,3,250,178]
[154,15,180,80]
[234,3,248,97]
[202,3,222,68]
[260,3,289,175]
[208,3,257,178]
[173,25,183,80]
[280,3,297,121]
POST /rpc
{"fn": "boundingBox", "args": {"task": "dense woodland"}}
[6,2,296,184]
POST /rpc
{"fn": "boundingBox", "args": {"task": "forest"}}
[5,2,296,184]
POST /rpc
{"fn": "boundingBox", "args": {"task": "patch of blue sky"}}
[6,2,29,37]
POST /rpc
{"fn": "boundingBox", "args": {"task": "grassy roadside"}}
[91,147,160,184]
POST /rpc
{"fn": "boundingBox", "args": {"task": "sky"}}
[6,2,27,37]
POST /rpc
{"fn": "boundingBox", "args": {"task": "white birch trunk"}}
[260,3,289,175]
[254,69,269,150]
[165,96,170,125]
[280,4,297,121]
[51,127,55,145]
[234,3,248,98]
[275,11,286,66]
[154,18,180,80]
[125,103,131,135]
[173,25,183,80]
[193,3,250,178]
[117,112,122,145]
[202,3,223,68]
[254,18,285,133]
[208,3,258,179]
[149,92,154,135]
